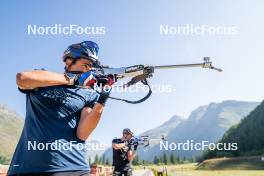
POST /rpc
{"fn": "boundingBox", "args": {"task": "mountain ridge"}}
[0,104,24,164]
[137,100,259,161]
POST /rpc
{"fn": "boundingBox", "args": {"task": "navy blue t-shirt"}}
[8,85,99,175]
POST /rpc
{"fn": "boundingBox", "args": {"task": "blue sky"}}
[1,0,264,144]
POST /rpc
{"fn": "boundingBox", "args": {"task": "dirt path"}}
[133,169,155,176]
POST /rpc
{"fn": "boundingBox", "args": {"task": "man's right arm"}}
[16,70,71,90]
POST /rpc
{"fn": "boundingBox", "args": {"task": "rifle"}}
[128,135,166,148]
[94,57,222,104]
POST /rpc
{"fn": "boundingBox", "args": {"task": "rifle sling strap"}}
[108,79,152,104]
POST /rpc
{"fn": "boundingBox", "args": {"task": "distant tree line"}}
[88,154,111,166]
[88,152,194,166]
[133,152,194,165]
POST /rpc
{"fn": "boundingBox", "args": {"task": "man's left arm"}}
[76,75,114,141]
[127,149,137,161]
[76,103,104,141]
[127,140,138,161]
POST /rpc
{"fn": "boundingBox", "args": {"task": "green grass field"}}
[149,164,264,176]
[142,156,264,176]
[173,170,264,176]
[197,156,264,170]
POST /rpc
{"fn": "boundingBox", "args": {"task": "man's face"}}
[123,133,133,140]
[65,58,93,73]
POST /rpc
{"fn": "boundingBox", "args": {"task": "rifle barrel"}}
[153,63,205,69]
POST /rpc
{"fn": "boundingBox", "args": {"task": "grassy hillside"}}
[197,156,264,170]
[0,104,23,164]
[203,100,264,160]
